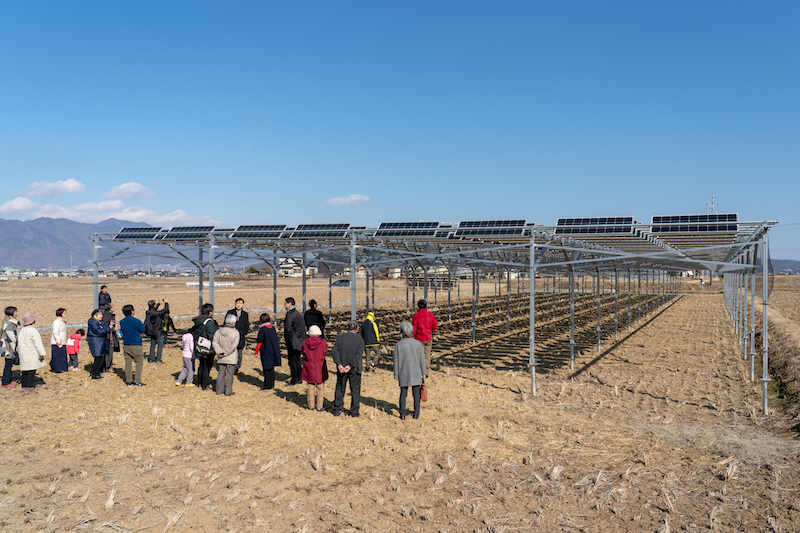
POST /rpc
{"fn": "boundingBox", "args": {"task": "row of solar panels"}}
[114,220,533,241]
[112,214,739,241]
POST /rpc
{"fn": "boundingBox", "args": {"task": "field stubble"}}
[0,277,799,531]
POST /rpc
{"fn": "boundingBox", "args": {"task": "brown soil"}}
[0,277,799,532]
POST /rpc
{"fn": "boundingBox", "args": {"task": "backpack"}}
[194,318,214,356]
[145,311,159,338]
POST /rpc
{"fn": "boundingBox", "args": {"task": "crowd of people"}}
[0,286,439,419]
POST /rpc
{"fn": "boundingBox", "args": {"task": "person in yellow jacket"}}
[360,311,381,371]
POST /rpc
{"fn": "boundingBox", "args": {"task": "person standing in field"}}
[361,311,381,372]
[283,297,307,386]
[18,313,46,390]
[119,304,146,386]
[393,321,427,420]
[300,325,328,411]
[98,284,111,311]
[102,304,119,372]
[213,314,240,396]
[49,308,69,373]
[254,313,281,390]
[175,329,195,387]
[304,299,326,339]
[225,298,249,374]
[411,299,438,371]
[145,299,169,363]
[331,321,364,417]
[192,303,219,391]
[66,328,85,372]
[1,307,20,388]
[87,309,112,380]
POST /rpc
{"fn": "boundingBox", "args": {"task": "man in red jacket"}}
[411,299,437,371]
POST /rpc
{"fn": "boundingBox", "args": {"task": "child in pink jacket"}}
[66,329,85,371]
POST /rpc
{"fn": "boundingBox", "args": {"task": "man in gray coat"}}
[393,321,427,420]
[331,321,365,417]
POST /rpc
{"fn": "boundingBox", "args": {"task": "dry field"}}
[0,276,799,532]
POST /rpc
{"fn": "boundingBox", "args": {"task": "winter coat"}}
[412,309,438,342]
[225,308,250,349]
[300,336,328,384]
[98,291,111,310]
[330,331,365,374]
[212,326,240,365]
[256,324,281,369]
[87,318,110,358]
[2,317,20,359]
[51,317,68,347]
[393,337,427,387]
[361,312,380,347]
[102,310,118,350]
[119,316,145,346]
[283,307,307,352]
[66,333,82,355]
[18,325,46,371]
[145,303,170,338]
[303,308,326,337]
[192,315,219,358]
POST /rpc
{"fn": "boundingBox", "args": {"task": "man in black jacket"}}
[145,299,169,363]
[283,297,307,385]
[303,299,326,339]
[225,298,250,374]
[98,285,111,311]
[331,321,365,417]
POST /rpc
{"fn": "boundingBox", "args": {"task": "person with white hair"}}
[17,313,46,390]
[300,325,328,411]
[213,313,241,396]
[331,321,365,417]
[393,321,427,420]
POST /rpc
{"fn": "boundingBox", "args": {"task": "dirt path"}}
[0,293,799,532]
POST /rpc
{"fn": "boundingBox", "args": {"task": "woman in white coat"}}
[50,308,69,373]
[18,313,46,390]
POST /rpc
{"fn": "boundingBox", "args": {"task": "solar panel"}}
[163,226,215,240]
[114,227,162,240]
[651,213,738,233]
[454,220,527,239]
[294,224,350,231]
[290,224,350,239]
[376,221,441,237]
[458,220,526,228]
[555,216,637,235]
[231,225,287,239]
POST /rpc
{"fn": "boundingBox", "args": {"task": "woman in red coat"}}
[300,325,328,411]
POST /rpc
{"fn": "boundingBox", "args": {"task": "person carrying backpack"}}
[192,303,218,391]
[144,299,169,363]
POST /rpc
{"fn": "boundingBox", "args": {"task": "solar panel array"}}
[164,226,216,240]
[555,216,637,235]
[114,227,162,240]
[651,213,738,233]
[231,225,287,239]
[454,220,527,238]
[376,221,441,237]
[291,223,350,239]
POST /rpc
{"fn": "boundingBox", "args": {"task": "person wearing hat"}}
[17,313,46,390]
[213,313,241,396]
[300,325,328,411]
[411,299,438,371]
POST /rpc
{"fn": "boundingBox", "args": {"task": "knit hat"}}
[22,313,36,326]
[308,325,322,337]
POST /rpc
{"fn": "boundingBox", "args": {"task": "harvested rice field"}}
[0,276,799,532]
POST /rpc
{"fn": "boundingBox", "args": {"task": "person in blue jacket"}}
[87,309,112,379]
[119,304,147,386]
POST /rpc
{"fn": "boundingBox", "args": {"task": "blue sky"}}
[2,1,799,258]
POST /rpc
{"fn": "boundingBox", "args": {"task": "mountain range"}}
[2,217,800,273]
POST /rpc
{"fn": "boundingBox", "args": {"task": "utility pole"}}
[706,194,719,214]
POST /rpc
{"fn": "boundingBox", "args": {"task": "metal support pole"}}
[434,267,438,308]
[447,266,452,322]
[406,267,410,314]
[614,268,618,340]
[506,268,510,334]
[596,270,601,352]
[412,267,416,310]
[471,269,477,344]
[365,265,370,312]
[743,256,749,359]
[92,239,100,311]
[328,265,332,325]
[637,270,641,325]
[627,270,631,331]
[530,238,536,395]
[198,248,204,312]
[272,251,278,317]
[423,267,429,302]
[569,269,575,370]
[350,234,357,322]
[761,236,771,415]
[552,274,556,322]
[208,244,216,307]
[301,250,307,313]
[750,257,757,382]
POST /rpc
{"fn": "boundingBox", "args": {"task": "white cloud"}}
[25,178,85,197]
[103,182,155,201]
[321,193,371,207]
[0,197,40,214]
